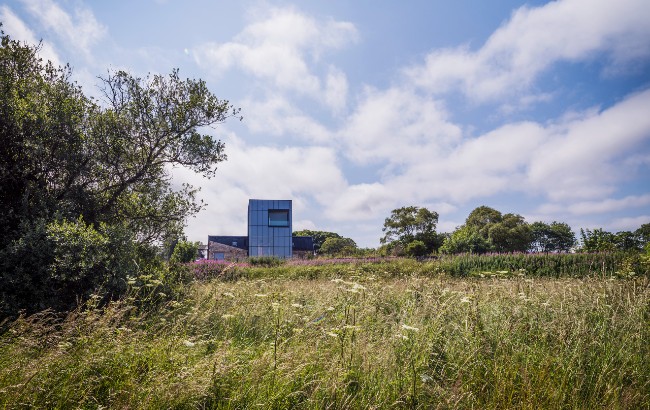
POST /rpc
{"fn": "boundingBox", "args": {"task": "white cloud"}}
[324,65,348,114]
[608,215,650,232]
[0,5,60,65]
[193,6,357,108]
[241,96,332,143]
[325,88,650,222]
[540,194,650,216]
[339,87,462,165]
[177,134,348,240]
[19,0,106,56]
[527,88,650,200]
[406,0,650,102]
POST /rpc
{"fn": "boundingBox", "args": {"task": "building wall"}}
[207,241,248,261]
[248,199,292,258]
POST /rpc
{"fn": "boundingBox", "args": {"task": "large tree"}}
[293,230,345,254]
[0,32,238,314]
[442,206,532,254]
[319,237,358,256]
[381,206,442,254]
[530,221,576,252]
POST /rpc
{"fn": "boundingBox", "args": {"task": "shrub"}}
[0,217,139,317]
[405,240,427,257]
[248,256,285,267]
[170,240,199,263]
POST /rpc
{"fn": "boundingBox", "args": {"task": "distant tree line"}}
[378,205,649,257]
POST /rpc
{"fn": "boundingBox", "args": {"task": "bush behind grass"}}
[1,272,648,409]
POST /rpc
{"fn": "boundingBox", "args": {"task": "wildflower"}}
[221,314,234,319]
[326,306,335,311]
[293,328,304,334]
[254,293,268,298]
[183,340,195,347]
[223,292,235,298]
[271,302,280,311]
[396,333,409,340]
[460,296,472,304]
[291,303,304,309]
[401,324,419,332]
[331,278,345,283]
[327,331,339,338]
[352,283,366,291]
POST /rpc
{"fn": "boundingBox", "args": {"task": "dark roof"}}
[208,235,248,251]
[292,236,314,252]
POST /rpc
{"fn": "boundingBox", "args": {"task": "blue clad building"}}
[248,199,293,258]
[207,199,313,260]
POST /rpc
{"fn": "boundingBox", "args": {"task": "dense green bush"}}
[0,217,139,316]
[170,240,199,263]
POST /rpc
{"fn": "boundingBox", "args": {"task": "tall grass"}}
[1,271,648,409]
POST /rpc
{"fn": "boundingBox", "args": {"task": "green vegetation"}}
[320,237,358,256]
[0,32,239,317]
[381,206,445,255]
[1,29,649,410]
[1,261,647,409]
[294,230,358,255]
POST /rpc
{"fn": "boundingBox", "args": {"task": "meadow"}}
[0,258,648,409]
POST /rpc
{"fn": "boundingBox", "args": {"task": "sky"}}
[2,0,650,248]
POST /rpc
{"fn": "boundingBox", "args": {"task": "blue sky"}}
[2,0,649,247]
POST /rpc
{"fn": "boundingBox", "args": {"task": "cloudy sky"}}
[2,0,650,247]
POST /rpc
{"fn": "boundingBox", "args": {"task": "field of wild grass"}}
[1,261,648,409]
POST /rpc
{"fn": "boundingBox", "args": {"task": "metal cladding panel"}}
[247,199,293,258]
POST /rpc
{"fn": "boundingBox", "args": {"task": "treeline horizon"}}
[295,205,649,257]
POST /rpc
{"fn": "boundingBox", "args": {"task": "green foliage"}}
[0,217,138,315]
[443,206,532,254]
[636,223,650,245]
[489,213,532,252]
[170,240,199,263]
[248,256,285,267]
[293,229,343,253]
[405,240,427,257]
[440,225,492,254]
[319,237,358,256]
[381,206,442,253]
[0,31,237,316]
[580,228,617,252]
[530,221,576,252]
[434,252,642,277]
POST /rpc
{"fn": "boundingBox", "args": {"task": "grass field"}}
[1,262,648,409]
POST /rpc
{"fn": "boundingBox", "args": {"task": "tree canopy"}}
[319,237,358,256]
[381,206,442,255]
[529,221,576,253]
[441,206,532,254]
[0,32,238,315]
[293,229,348,254]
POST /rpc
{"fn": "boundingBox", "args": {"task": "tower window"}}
[268,210,289,227]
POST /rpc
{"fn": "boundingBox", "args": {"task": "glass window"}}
[268,210,289,227]
[213,252,225,260]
